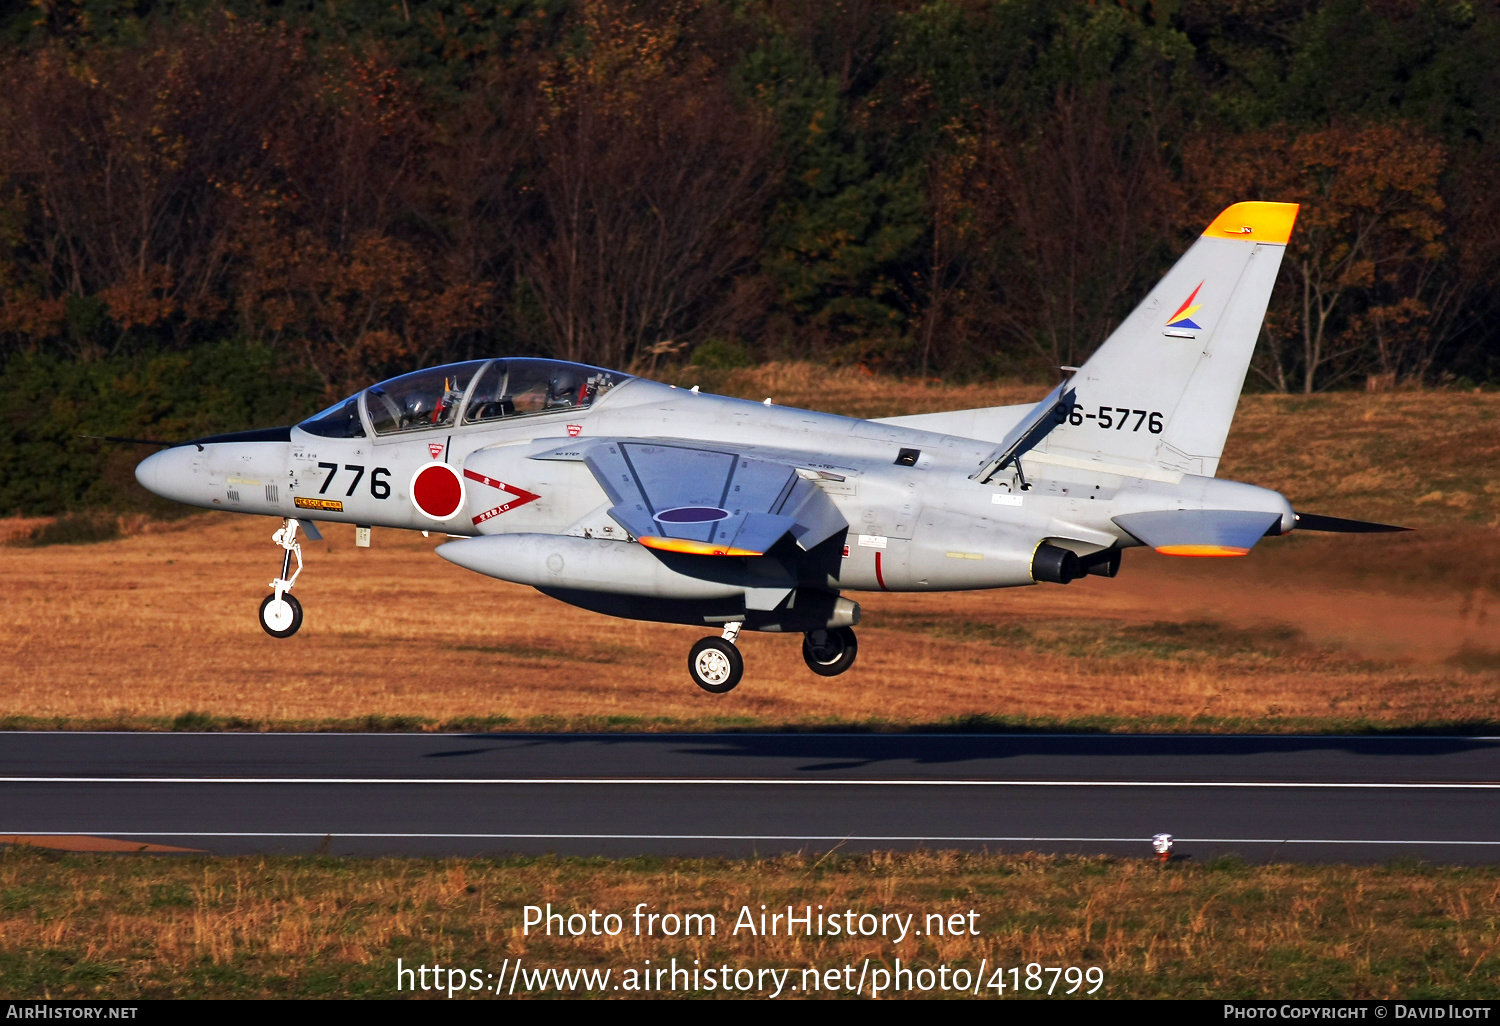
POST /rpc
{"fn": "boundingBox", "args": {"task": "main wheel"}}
[689,637,743,694]
[258,592,303,639]
[802,626,857,676]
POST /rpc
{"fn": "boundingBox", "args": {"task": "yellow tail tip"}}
[1202,201,1299,245]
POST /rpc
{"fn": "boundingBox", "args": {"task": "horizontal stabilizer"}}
[1294,512,1410,534]
[1114,509,1282,557]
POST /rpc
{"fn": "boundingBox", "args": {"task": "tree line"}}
[1,0,1497,410]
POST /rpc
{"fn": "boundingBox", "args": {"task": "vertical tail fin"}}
[1038,202,1298,477]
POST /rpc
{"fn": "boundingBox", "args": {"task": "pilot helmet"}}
[548,369,580,402]
[403,390,439,419]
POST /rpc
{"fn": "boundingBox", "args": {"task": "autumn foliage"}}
[1,0,1499,513]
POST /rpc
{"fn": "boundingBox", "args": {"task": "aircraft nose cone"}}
[134,446,197,504]
[134,449,162,494]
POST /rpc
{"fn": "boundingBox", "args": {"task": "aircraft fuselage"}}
[136,374,1290,601]
[135,203,1376,693]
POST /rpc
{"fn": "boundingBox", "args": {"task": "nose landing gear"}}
[689,621,744,693]
[802,626,858,676]
[259,518,305,639]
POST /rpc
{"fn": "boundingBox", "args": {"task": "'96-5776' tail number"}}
[1055,403,1163,434]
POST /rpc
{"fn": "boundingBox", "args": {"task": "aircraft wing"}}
[534,440,848,557]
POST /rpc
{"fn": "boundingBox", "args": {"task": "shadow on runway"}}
[419,730,1500,775]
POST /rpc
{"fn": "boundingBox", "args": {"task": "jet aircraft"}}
[135,201,1402,693]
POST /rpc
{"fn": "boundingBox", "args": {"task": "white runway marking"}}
[2,776,1498,788]
[5,832,1500,845]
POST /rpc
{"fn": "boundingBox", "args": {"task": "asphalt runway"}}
[3,732,1499,862]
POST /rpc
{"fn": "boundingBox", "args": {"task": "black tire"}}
[802,626,858,676]
[688,637,743,694]
[258,592,303,639]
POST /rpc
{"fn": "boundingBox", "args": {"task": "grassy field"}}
[1,512,1498,732]
[4,369,1500,1002]
[2,846,1497,999]
[2,366,1498,733]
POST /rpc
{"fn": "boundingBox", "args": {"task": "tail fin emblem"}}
[1166,281,1205,330]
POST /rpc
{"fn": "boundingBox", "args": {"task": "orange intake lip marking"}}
[2,834,203,853]
[1154,544,1250,557]
[639,536,761,557]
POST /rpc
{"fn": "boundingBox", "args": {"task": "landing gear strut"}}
[259,518,305,639]
[803,626,858,676]
[689,621,743,693]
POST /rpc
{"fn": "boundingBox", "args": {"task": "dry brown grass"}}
[3,372,1497,731]
[2,847,1497,998]
[0,516,51,544]
[1218,391,1500,531]
[1,514,1496,731]
[5,378,1500,1002]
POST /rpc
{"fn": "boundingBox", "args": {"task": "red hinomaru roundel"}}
[410,462,465,521]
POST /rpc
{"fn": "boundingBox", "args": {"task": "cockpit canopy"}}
[298,359,633,438]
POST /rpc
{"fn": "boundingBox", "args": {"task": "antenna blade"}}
[1293,512,1410,534]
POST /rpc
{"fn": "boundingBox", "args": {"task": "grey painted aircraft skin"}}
[134,201,1400,692]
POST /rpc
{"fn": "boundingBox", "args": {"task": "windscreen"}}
[298,397,366,438]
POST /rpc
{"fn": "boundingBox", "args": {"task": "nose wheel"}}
[259,518,306,639]
[803,626,857,676]
[259,592,303,638]
[689,622,743,693]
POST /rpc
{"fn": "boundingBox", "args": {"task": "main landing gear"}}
[689,622,744,694]
[258,518,305,639]
[687,622,860,693]
[802,626,858,677]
